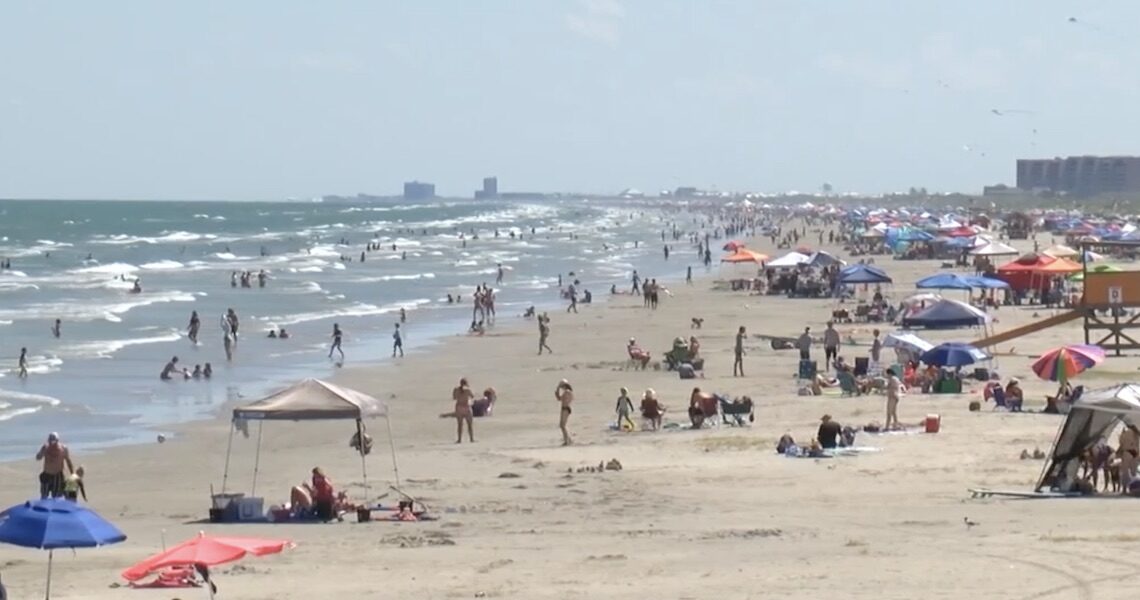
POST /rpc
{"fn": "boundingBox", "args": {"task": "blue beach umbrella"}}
[921,342,990,367]
[0,498,127,599]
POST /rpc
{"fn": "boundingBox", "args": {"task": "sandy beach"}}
[0,222,1132,600]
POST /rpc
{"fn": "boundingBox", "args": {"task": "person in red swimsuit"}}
[310,467,335,521]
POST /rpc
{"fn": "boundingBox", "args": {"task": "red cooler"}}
[925,414,941,434]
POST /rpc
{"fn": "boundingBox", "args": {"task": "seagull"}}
[964,517,980,529]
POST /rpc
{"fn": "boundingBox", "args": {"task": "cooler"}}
[235,497,265,521]
[798,359,817,380]
[924,414,941,434]
[853,357,869,377]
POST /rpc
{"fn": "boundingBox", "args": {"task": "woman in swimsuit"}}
[452,378,475,443]
[556,379,574,446]
[329,323,344,360]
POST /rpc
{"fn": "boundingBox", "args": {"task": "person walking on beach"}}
[329,323,344,360]
[734,326,746,377]
[631,270,641,295]
[452,378,475,443]
[556,379,574,446]
[537,313,553,354]
[566,284,578,313]
[51,319,61,338]
[885,368,903,431]
[796,327,813,361]
[870,329,882,367]
[392,323,404,357]
[35,432,73,499]
[686,266,693,285]
[496,263,504,285]
[187,310,200,344]
[823,322,841,367]
[17,347,28,378]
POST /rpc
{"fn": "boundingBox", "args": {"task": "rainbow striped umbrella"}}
[1031,344,1106,382]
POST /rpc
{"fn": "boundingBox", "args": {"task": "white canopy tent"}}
[767,251,811,268]
[1038,383,1140,493]
[969,241,1019,256]
[221,378,399,499]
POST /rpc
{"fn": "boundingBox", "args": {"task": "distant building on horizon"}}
[1016,155,1140,196]
[403,181,436,200]
[475,176,498,199]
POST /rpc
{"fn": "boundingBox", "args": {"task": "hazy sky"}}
[1,1,1137,200]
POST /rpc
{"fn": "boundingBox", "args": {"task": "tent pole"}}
[251,421,264,496]
[386,415,401,488]
[220,420,236,494]
[44,549,52,600]
[357,419,369,499]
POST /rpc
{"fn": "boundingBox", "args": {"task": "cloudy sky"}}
[0,1,1136,199]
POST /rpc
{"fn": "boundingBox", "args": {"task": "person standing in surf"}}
[51,319,61,338]
[220,314,234,362]
[187,311,200,344]
[329,323,344,360]
[17,347,28,378]
[225,309,240,344]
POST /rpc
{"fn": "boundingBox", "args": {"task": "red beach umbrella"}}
[121,532,292,582]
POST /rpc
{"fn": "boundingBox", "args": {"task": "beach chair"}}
[718,396,754,426]
[626,345,651,370]
[837,371,860,397]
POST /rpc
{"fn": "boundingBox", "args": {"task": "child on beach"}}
[615,387,635,431]
[64,466,87,502]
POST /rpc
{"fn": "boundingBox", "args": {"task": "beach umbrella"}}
[0,498,127,599]
[921,342,990,367]
[122,532,292,598]
[720,249,768,263]
[1031,344,1106,382]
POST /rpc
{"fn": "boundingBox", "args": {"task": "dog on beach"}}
[690,318,704,329]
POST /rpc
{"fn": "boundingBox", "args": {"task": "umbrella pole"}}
[44,550,52,600]
[386,415,401,488]
[251,420,264,496]
[356,419,369,498]
[220,420,236,494]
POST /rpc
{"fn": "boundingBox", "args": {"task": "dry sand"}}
[0,224,1132,600]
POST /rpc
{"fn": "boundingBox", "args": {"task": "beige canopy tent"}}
[1043,244,1079,259]
[221,378,398,498]
[969,241,1019,256]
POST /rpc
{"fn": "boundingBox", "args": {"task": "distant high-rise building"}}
[1016,156,1140,196]
[475,176,499,199]
[403,181,435,200]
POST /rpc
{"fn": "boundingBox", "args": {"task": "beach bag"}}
[678,364,696,379]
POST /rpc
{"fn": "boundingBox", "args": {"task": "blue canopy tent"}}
[901,298,991,329]
[963,275,1010,290]
[838,264,892,284]
[915,273,974,290]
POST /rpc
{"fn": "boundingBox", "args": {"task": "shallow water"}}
[0,197,705,458]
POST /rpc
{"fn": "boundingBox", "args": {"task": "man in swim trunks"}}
[35,432,73,499]
[452,378,475,443]
[556,379,574,446]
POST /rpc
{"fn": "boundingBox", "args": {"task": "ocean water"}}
[0,198,700,459]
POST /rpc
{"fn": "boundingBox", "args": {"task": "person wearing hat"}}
[35,432,73,499]
[615,387,635,431]
[1005,378,1024,412]
[817,415,842,449]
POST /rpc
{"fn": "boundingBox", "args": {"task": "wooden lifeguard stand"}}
[1080,240,1140,356]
